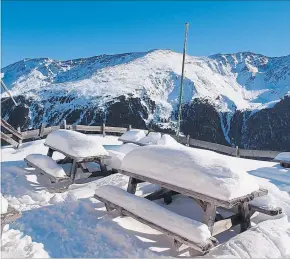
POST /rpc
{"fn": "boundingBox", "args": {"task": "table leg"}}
[127,177,138,194]
[70,160,78,182]
[47,148,54,158]
[203,203,217,234]
[99,158,107,172]
[239,202,251,232]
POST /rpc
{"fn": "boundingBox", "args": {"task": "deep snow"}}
[1,135,290,258]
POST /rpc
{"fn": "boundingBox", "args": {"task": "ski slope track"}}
[1,50,290,150]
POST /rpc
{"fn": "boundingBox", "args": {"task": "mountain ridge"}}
[1,49,290,150]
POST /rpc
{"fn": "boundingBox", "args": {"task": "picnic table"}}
[25,130,112,188]
[117,145,282,235]
[44,130,111,181]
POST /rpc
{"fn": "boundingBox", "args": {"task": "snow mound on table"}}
[95,185,211,244]
[104,150,125,170]
[208,217,290,258]
[104,144,140,170]
[118,143,140,154]
[45,130,108,158]
[119,130,146,142]
[274,152,290,162]
[1,193,9,214]
[26,154,67,178]
[121,145,259,200]
[138,132,162,145]
[157,134,181,147]
[1,225,49,258]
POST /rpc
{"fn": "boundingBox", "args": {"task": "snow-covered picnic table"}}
[118,145,277,235]
[44,130,111,181]
[25,130,112,188]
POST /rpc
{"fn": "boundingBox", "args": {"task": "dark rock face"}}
[180,99,229,145]
[240,96,290,151]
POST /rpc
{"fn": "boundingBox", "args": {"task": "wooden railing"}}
[1,120,282,160]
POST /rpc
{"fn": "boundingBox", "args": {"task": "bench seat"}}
[25,154,72,184]
[94,185,217,253]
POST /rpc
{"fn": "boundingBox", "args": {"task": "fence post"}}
[62,119,67,130]
[236,146,240,157]
[17,126,22,145]
[127,125,132,131]
[102,123,106,137]
[39,123,45,138]
[186,134,190,146]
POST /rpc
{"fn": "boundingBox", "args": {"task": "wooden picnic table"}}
[44,143,111,181]
[118,169,269,235]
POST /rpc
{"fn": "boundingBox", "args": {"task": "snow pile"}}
[1,225,50,258]
[104,143,139,170]
[95,185,211,244]
[118,143,140,154]
[274,152,290,162]
[119,130,146,142]
[157,134,181,147]
[1,193,9,214]
[208,217,290,258]
[25,154,67,178]
[138,132,162,145]
[121,145,259,200]
[105,150,125,170]
[45,130,108,158]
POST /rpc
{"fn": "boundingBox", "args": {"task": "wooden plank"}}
[249,204,282,216]
[188,138,235,156]
[74,125,102,132]
[105,126,128,133]
[17,127,22,145]
[21,129,40,139]
[203,203,217,234]
[1,119,23,139]
[1,205,21,232]
[239,149,280,159]
[70,160,78,181]
[118,169,268,209]
[94,194,218,254]
[238,202,251,232]
[1,132,19,148]
[25,158,72,184]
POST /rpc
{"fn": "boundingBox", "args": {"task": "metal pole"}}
[1,80,18,106]
[176,22,189,138]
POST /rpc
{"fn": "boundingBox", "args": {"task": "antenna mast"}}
[176,22,189,138]
[1,80,18,106]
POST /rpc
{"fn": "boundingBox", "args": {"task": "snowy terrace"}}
[1,134,290,258]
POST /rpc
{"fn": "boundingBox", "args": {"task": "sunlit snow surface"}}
[1,136,290,258]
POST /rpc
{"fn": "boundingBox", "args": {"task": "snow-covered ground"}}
[1,135,290,258]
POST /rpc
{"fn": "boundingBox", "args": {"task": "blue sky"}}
[2,1,290,67]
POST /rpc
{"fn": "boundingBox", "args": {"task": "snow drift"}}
[121,145,260,200]
[45,129,108,158]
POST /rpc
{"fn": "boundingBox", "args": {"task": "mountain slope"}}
[1,50,290,150]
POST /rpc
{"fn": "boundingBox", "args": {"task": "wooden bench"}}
[119,169,271,234]
[1,205,22,233]
[94,185,218,254]
[25,154,72,185]
[273,152,290,168]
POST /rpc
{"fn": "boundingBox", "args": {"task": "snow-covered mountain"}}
[1,50,290,150]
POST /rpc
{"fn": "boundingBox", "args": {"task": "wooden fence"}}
[1,120,282,160]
